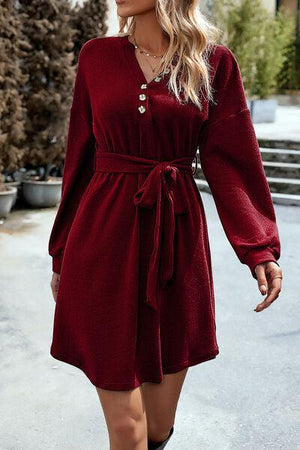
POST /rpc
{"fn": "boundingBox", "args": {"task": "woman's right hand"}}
[50,272,60,302]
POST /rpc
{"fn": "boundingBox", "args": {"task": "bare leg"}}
[140,368,188,442]
[96,385,148,450]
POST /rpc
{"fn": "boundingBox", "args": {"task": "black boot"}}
[147,426,174,450]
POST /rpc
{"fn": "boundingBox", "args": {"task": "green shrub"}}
[277,10,300,91]
[213,0,296,98]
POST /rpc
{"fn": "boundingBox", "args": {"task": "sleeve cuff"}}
[52,255,63,274]
[243,248,280,280]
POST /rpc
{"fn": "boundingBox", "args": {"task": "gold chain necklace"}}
[132,34,166,77]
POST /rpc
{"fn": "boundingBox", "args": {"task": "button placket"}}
[138,83,148,114]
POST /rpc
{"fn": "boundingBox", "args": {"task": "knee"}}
[111,416,145,445]
[147,420,174,442]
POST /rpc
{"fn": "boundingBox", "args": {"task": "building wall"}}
[279,0,298,13]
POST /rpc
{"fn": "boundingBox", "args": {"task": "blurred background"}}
[0,1,299,449]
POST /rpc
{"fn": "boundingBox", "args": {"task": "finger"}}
[255,277,282,312]
[50,275,59,303]
[265,277,282,304]
[50,285,56,303]
[255,264,268,295]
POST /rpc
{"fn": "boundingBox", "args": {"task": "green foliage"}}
[214,0,265,96]
[254,6,295,98]
[277,10,300,91]
[213,0,297,98]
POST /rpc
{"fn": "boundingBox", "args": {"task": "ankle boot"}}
[147,426,174,450]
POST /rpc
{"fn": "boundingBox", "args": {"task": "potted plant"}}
[18,0,74,207]
[5,169,28,208]
[0,0,28,216]
[213,0,295,122]
[22,163,63,208]
[0,173,18,218]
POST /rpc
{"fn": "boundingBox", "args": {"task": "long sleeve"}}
[48,42,95,274]
[198,45,281,279]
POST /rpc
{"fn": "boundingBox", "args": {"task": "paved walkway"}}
[0,192,299,449]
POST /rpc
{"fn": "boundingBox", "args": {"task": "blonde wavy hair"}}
[117,0,221,110]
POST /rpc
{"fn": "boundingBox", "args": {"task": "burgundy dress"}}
[48,35,281,391]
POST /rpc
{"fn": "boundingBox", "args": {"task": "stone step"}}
[258,139,300,151]
[270,192,300,206]
[267,176,300,185]
[263,161,300,169]
[195,145,300,199]
[260,147,300,155]
[262,161,300,178]
[260,147,300,163]
[266,177,300,194]
[194,178,300,206]
[196,148,300,165]
[196,171,300,185]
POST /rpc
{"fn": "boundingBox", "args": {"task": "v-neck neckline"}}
[122,34,170,86]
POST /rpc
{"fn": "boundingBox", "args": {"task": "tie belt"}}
[94,151,195,312]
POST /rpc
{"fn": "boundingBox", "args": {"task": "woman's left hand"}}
[254,261,283,312]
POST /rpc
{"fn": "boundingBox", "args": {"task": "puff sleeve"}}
[48,43,95,274]
[198,45,281,279]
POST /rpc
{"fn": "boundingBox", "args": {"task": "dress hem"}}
[50,346,220,391]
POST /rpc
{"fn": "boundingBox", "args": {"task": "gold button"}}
[139,93,146,101]
[154,76,161,82]
[138,105,146,114]
[141,84,147,89]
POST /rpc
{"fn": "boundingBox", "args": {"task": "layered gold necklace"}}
[132,34,167,79]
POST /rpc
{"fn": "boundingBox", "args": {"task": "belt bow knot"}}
[95,152,195,311]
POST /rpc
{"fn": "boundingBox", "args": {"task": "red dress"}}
[48,35,281,391]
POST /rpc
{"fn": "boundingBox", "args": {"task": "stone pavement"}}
[0,191,299,450]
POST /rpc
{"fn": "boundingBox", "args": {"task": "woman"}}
[49,1,283,449]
